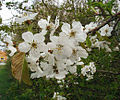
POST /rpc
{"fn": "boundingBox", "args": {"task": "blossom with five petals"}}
[61,21,87,42]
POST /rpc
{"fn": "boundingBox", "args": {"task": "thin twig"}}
[41,0,51,12]
[97,69,120,75]
[87,12,120,34]
[111,18,120,36]
[113,18,120,30]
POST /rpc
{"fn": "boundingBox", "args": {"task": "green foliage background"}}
[0,0,120,100]
[1,49,120,100]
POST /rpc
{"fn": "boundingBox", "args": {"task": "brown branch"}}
[87,12,120,34]
[111,18,120,36]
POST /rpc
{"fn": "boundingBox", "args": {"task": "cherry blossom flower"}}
[41,54,68,79]
[18,31,47,59]
[99,24,113,37]
[65,59,77,74]
[38,16,59,34]
[4,36,17,56]
[61,21,87,42]
[84,22,97,33]
[15,16,98,81]
[81,62,96,80]
[53,92,67,100]
[47,35,74,60]
[69,46,88,62]
[15,12,38,24]
[93,40,112,52]
[113,46,119,51]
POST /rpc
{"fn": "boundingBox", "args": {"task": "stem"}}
[111,18,120,36]
[87,12,120,34]
[97,69,120,75]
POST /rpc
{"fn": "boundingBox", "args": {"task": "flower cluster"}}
[53,92,67,100]
[4,15,118,81]
[81,62,96,81]
[18,16,89,80]
[90,35,112,52]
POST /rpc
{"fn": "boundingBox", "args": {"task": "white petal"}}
[72,21,82,30]
[38,19,48,29]
[63,46,72,57]
[29,48,41,59]
[66,59,74,65]
[27,58,38,71]
[47,16,51,23]
[77,62,84,65]
[18,42,31,53]
[34,33,45,43]
[8,45,17,56]
[55,72,66,79]
[61,23,71,34]
[30,69,44,79]
[68,66,77,74]
[76,32,87,42]
[4,36,13,45]
[78,46,88,58]
[15,17,25,24]
[50,36,58,43]
[59,32,66,37]
[40,30,47,36]
[22,31,34,43]
[55,16,59,28]
[38,43,48,53]
[28,13,38,20]
[47,43,56,49]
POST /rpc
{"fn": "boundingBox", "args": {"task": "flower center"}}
[72,49,77,55]
[46,25,51,30]
[56,44,63,51]
[32,42,37,48]
[70,31,76,37]
[48,49,53,54]
[105,29,108,33]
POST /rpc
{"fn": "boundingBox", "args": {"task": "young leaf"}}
[86,37,92,47]
[11,52,32,85]
[22,57,32,85]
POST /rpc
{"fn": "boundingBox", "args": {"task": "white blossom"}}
[94,41,112,52]
[38,16,59,35]
[81,62,96,80]
[18,31,47,59]
[99,24,113,37]
[47,35,74,60]
[15,12,38,24]
[113,46,119,51]
[16,16,98,81]
[61,21,87,42]
[53,92,67,100]
[70,46,88,62]
[84,22,97,33]
[4,36,17,56]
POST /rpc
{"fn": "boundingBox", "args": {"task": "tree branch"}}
[87,12,120,34]
[97,69,120,75]
[111,18,120,36]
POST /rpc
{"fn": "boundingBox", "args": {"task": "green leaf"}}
[86,37,92,47]
[0,18,2,24]
[22,57,32,85]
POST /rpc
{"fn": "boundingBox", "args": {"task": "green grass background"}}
[0,65,13,99]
